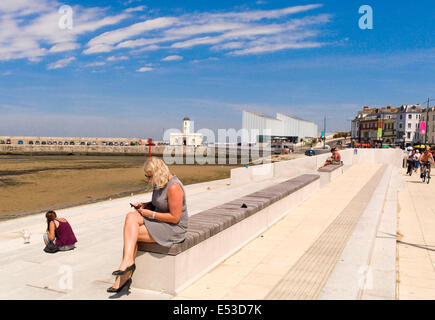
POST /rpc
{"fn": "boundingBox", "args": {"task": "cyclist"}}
[419,147,434,178]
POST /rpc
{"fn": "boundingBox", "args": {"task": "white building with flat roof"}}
[242,110,318,144]
[169,117,203,147]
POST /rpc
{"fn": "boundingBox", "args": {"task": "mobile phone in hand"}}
[130,203,140,210]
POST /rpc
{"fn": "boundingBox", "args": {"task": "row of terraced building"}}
[351,104,435,147]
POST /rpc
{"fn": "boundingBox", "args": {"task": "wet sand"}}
[0,155,239,219]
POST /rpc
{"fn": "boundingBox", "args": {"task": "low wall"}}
[132,176,320,294]
[0,144,167,156]
[230,148,403,186]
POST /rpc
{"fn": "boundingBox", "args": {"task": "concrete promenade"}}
[0,148,431,300]
[396,167,435,299]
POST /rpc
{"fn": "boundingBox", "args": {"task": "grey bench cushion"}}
[318,163,343,173]
[138,174,319,255]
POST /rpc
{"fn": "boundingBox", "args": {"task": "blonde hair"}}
[144,157,171,189]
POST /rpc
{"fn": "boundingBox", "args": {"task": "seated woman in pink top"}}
[320,147,342,168]
[43,210,77,252]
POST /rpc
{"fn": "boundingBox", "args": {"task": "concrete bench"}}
[133,174,320,294]
[318,162,344,187]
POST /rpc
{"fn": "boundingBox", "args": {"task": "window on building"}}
[407,132,411,139]
[408,114,412,119]
[399,123,402,129]
[400,115,403,120]
[408,123,411,129]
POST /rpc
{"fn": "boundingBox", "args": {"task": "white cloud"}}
[47,56,75,69]
[0,1,129,61]
[212,42,243,50]
[107,55,129,61]
[165,22,244,37]
[208,4,323,21]
[172,36,224,49]
[1,3,331,63]
[229,41,323,56]
[84,17,177,54]
[191,57,219,64]
[83,5,328,57]
[49,42,80,53]
[130,45,161,54]
[86,61,106,67]
[136,66,153,72]
[124,5,147,13]
[161,55,183,61]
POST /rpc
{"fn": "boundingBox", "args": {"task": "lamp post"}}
[425,98,430,146]
[322,116,331,149]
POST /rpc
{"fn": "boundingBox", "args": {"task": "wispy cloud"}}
[161,55,183,61]
[124,5,147,13]
[47,56,75,69]
[48,42,80,53]
[85,61,106,67]
[191,57,219,64]
[106,55,129,61]
[84,17,177,54]
[136,66,153,72]
[1,2,331,66]
[0,0,129,61]
[84,4,330,57]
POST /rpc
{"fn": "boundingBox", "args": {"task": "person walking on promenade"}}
[406,149,415,175]
[414,149,421,173]
[108,157,188,293]
[43,211,77,253]
[320,147,341,168]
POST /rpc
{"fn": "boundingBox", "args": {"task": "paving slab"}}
[175,164,384,300]
[397,169,435,299]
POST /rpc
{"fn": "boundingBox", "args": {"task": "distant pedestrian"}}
[414,149,421,172]
[406,149,415,175]
[43,211,77,253]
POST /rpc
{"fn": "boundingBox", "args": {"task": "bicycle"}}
[421,161,431,184]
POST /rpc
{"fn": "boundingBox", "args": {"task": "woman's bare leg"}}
[111,212,155,289]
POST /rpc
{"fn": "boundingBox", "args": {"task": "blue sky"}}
[0,0,434,139]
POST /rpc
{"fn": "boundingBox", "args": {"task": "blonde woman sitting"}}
[107,157,188,293]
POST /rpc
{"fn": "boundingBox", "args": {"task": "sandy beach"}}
[0,155,239,219]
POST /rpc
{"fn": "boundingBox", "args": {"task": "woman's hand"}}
[132,202,142,209]
[137,208,153,218]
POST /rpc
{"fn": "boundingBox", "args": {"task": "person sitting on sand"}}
[107,157,188,293]
[320,147,342,168]
[43,210,77,252]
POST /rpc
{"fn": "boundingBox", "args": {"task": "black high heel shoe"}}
[112,263,136,276]
[107,278,132,293]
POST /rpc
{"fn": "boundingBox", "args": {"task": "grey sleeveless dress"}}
[144,175,188,247]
